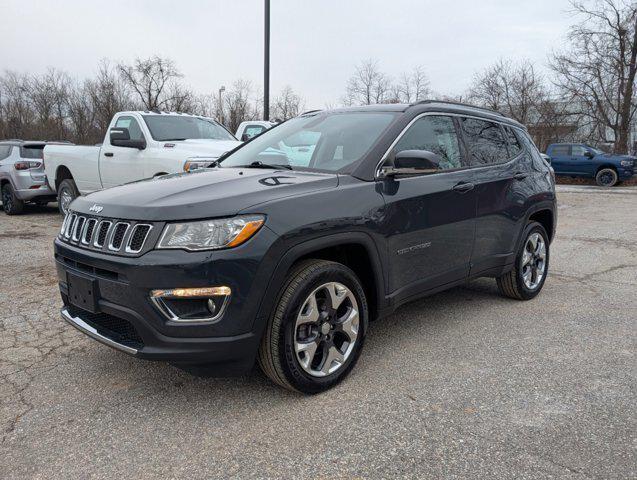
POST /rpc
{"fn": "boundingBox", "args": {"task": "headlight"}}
[157,215,265,251]
[184,158,218,172]
[620,160,634,167]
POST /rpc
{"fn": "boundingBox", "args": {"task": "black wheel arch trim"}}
[255,232,387,330]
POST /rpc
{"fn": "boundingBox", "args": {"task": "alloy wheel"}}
[59,188,73,215]
[294,282,359,377]
[2,188,12,212]
[521,232,546,290]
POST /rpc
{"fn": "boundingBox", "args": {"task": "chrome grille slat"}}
[82,218,98,245]
[108,222,130,251]
[72,216,86,242]
[60,213,152,255]
[94,221,112,248]
[125,224,152,254]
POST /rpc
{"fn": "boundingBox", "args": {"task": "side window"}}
[392,115,461,170]
[504,126,523,158]
[115,116,144,141]
[551,145,570,156]
[244,125,266,139]
[0,146,12,160]
[571,145,587,156]
[461,118,509,166]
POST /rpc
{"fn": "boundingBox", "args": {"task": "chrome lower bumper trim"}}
[61,306,138,355]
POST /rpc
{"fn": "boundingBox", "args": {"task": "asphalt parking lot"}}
[1,187,635,479]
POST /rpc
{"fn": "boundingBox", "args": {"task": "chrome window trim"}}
[108,222,130,251]
[93,220,112,248]
[125,224,153,254]
[374,111,527,179]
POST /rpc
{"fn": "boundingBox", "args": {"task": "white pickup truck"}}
[44,111,241,214]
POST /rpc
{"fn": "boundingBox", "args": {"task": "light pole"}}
[218,85,225,125]
[264,0,270,120]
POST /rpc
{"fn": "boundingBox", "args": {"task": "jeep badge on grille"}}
[89,204,104,214]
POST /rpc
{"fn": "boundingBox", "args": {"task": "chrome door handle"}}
[104,152,114,157]
[452,182,475,193]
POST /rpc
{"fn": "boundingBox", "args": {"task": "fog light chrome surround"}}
[150,286,231,323]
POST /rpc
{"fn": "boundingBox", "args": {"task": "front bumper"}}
[618,167,635,180]
[54,226,280,372]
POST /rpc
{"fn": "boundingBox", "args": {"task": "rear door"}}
[99,115,147,188]
[459,118,529,274]
[380,114,477,298]
[549,144,573,174]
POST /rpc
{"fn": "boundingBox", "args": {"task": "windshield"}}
[143,115,236,141]
[219,112,397,172]
[20,146,44,159]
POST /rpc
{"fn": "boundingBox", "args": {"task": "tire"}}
[57,178,79,215]
[596,168,618,187]
[497,222,549,301]
[257,259,368,394]
[1,183,25,215]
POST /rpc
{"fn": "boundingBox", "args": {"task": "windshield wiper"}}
[236,161,293,170]
[161,138,187,141]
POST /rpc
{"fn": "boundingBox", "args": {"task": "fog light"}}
[150,286,231,322]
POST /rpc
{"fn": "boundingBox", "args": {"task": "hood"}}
[162,139,242,158]
[71,168,339,221]
[599,153,637,161]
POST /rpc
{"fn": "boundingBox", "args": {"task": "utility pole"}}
[264,0,270,120]
[218,85,225,125]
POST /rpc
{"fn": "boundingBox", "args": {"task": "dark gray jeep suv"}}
[54,101,556,393]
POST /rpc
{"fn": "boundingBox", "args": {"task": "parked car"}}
[0,140,57,215]
[546,143,635,186]
[235,120,277,141]
[44,111,242,214]
[54,101,556,393]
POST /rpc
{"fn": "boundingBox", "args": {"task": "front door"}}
[99,115,147,188]
[379,115,477,298]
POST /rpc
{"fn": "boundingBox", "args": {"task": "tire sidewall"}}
[2,183,22,215]
[514,222,550,300]
[278,264,368,393]
[57,179,79,215]
[596,168,617,187]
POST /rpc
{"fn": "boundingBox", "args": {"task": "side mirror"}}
[110,128,146,150]
[241,133,250,142]
[584,150,594,158]
[381,150,442,177]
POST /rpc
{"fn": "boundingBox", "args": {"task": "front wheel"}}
[57,179,79,215]
[497,222,549,300]
[2,183,25,215]
[258,259,368,394]
[596,168,618,187]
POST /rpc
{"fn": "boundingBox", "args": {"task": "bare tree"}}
[223,79,257,132]
[117,56,182,110]
[0,71,34,139]
[87,60,132,134]
[396,66,431,103]
[550,0,637,153]
[272,85,304,120]
[29,68,71,140]
[344,59,391,105]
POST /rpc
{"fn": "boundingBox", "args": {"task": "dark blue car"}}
[546,143,635,187]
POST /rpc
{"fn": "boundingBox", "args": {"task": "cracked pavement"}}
[1,189,636,479]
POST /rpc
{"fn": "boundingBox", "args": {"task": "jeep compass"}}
[54,101,556,393]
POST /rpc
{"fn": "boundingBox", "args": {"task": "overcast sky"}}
[1,0,576,108]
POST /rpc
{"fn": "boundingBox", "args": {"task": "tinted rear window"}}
[20,146,44,159]
[461,118,509,165]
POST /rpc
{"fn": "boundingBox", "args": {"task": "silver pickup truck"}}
[0,140,58,215]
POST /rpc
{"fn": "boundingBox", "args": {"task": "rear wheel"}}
[57,179,79,215]
[1,183,24,215]
[497,222,549,300]
[596,168,618,187]
[258,259,367,394]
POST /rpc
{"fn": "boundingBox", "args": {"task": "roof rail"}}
[412,99,505,117]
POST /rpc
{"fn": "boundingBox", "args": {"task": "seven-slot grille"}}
[60,212,154,255]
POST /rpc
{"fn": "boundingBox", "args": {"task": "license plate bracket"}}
[67,272,99,313]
